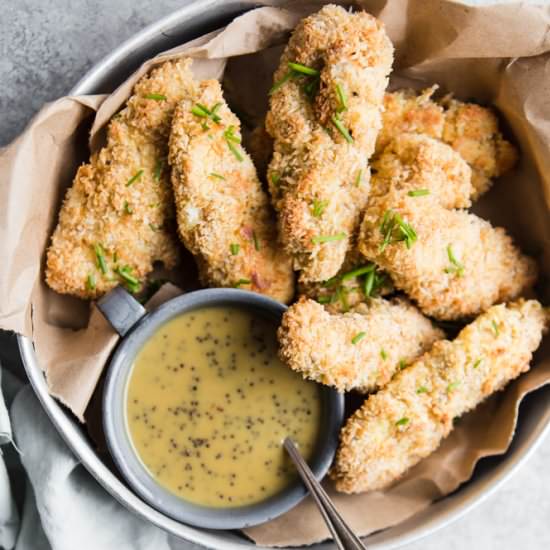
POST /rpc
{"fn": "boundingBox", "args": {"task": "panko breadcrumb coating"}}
[377,86,518,198]
[45,60,196,299]
[332,299,548,493]
[278,297,443,393]
[359,134,537,320]
[266,4,393,283]
[168,78,294,303]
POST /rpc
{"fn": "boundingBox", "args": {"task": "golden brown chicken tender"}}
[377,86,518,198]
[168,78,294,303]
[359,134,536,320]
[266,4,393,283]
[278,297,444,393]
[45,60,196,299]
[332,299,548,494]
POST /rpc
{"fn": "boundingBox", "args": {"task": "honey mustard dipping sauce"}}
[126,306,321,508]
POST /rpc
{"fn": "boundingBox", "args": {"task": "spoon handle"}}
[284,438,368,550]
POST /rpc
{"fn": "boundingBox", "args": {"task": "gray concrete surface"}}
[1,1,549,549]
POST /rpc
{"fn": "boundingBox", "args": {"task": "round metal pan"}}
[18,1,550,548]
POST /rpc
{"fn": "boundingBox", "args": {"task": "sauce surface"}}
[126,306,321,508]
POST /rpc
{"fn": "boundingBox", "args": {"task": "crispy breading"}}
[278,297,443,393]
[376,86,518,198]
[299,245,392,313]
[332,299,548,493]
[45,60,196,298]
[359,134,537,320]
[266,5,393,283]
[168,79,294,303]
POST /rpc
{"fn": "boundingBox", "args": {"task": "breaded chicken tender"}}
[377,86,518,198]
[332,299,548,493]
[278,297,443,393]
[266,5,393,283]
[168,78,294,303]
[359,134,536,320]
[45,60,195,298]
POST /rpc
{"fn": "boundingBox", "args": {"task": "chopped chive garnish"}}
[351,332,366,345]
[94,244,107,274]
[447,381,460,393]
[113,251,118,263]
[153,159,163,182]
[364,269,375,296]
[399,360,407,370]
[303,77,320,100]
[230,243,240,256]
[491,320,500,337]
[444,245,465,277]
[270,172,281,185]
[336,286,349,312]
[123,200,133,215]
[317,295,332,304]
[252,231,260,251]
[149,223,159,232]
[86,273,96,291]
[408,189,430,197]
[417,386,428,394]
[115,266,140,292]
[145,93,167,101]
[210,172,225,180]
[288,62,319,76]
[149,202,159,208]
[335,83,348,112]
[224,126,243,161]
[473,358,483,369]
[395,417,410,427]
[341,264,375,281]
[126,169,144,187]
[355,169,363,187]
[380,349,388,360]
[234,278,251,287]
[331,114,353,143]
[311,199,328,218]
[269,72,293,95]
[379,210,417,252]
[311,232,346,244]
[191,105,209,118]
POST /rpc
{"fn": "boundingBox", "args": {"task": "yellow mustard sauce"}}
[126,306,321,508]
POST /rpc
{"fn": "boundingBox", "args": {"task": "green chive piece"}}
[408,189,430,197]
[355,169,363,187]
[270,172,281,185]
[317,295,332,304]
[191,104,210,118]
[252,231,260,251]
[210,172,225,180]
[473,358,483,369]
[270,72,293,95]
[311,232,346,244]
[94,244,107,274]
[153,159,164,182]
[113,251,118,263]
[230,243,240,256]
[417,386,428,394]
[379,210,417,252]
[149,223,159,232]
[312,199,328,218]
[491,320,500,337]
[341,264,375,282]
[145,93,167,101]
[224,126,243,161]
[351,332,366,345]
[303,77,320,101]
[399,360,407,370]
[123,201,133,215]
[336,286,349,312]
[126,169,144,187]
[86,273,96,291]
[331,114,353,143]
[447,381,461,393]
[116,266,140,292]
[234,278,251,287]
[380,349,388,360]
[288,62,319,76]
[445,245,465,277]
[395,417,410,427]
[335,83,348,112]
[364,269,375,297]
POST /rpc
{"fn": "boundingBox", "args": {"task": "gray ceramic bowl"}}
[99,286,345,530]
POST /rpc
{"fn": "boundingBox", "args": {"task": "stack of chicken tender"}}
[46,5,548,495]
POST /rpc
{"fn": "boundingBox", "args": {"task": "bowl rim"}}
[102,287,344,529]
[17,0,550,548]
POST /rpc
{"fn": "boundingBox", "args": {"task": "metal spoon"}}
[284,438,368,550]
